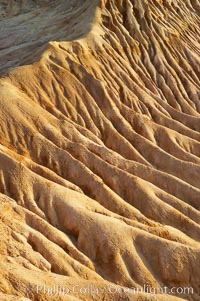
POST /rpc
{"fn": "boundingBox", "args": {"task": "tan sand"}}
[0,0,199,300]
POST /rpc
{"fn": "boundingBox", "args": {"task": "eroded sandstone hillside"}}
[0,0,200,300]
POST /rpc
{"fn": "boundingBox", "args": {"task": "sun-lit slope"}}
[0,0,200,300]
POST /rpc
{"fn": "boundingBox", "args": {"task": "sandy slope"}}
[0,0,200,300]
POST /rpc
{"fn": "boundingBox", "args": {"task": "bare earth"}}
[0,0,200,300]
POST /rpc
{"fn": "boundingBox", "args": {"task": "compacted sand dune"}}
[0,0,200,300]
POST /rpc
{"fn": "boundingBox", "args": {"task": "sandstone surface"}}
[0,0,200,300]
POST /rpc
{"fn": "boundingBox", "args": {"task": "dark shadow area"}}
[0,0,100,74]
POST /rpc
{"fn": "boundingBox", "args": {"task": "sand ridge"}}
[0,0,200,300]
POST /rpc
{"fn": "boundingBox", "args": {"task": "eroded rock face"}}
[0,0,199,300]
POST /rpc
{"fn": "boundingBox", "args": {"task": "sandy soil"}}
[0,0,200,300]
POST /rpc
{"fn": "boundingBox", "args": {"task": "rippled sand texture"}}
[0,0,200,300]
